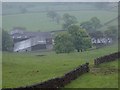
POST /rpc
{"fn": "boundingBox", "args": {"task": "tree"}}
[47,11,60,24]
[2,30,13,51]
[89,31,104,39]
[80,17,102,33]
[62,13,77,29]
[104,26,118,40]
[68,25,92,52]
[90,17,101,30]
[55,14,61,24]
[54,33,74,53]
[80,21,93,33]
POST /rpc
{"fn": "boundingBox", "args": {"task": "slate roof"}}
[10,30,52,39]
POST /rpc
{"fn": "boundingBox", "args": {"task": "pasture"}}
[0,52,2,89]
[2,43,118,88]
[65,60,119,88]
[2,10,117,32]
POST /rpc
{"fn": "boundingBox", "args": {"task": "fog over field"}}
[2,2,118,32]
[1,2,119,89]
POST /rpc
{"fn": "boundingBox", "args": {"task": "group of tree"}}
[54,25,92,53]
[2,30,13,51]
[89,26,118,41]
[62,13,78,30]
[80,17,102,33]
[104,26,118,40]
[47,11,78,26]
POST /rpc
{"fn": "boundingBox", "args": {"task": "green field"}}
[2,43,118,88]
[2,10,118,32]
[0,52,2,89]
[65,60,119,88]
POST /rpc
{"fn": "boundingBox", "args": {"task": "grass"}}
[2,10,117,32]
[0,51,2,89]
[2,43,118,88]
[65,60,119,88]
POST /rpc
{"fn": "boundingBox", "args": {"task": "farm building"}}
[10,28,53,52]
[91,38,112,44]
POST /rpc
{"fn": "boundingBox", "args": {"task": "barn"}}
[10,28,53,52]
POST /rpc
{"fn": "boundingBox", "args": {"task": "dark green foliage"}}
[80,17,102,33]
[62,13,78,29]
[90,17,101,30]
[2,30,13,51]
[54,33,74,53]
[47,11,60,24]
[89,31,104,39]
[80,21,93,32]
[54,25,92,53]
[104,26,118,40]
[68,25,92,52]
[54,24,92,53]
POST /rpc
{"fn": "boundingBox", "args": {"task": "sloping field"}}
[2,10,117,32]
[2,43,118,88]
[98,17,118,31]
[65,60,119,88]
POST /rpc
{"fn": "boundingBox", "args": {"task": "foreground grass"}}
[0,52,2,89]
[65,60,119,88]
[2,43,118,88]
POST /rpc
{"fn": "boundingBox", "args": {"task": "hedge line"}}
[94,52,120,65]
[2,63,89,90]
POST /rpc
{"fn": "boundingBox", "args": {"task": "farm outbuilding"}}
[10,28,53,52]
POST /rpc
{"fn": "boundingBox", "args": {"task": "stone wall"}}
[94,52,120,65]
[2,63,89,90]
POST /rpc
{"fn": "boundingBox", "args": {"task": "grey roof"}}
[24,32,52,39]
[10,30,52,39]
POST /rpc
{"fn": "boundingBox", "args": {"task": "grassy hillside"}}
[2,10,117,32]
[0,52,2,89]
[65,60,119,88]
[2,43,118,88]
[98,17,118,31]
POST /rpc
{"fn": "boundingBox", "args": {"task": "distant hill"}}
[2,2,118,32]
[2,2,117,15]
